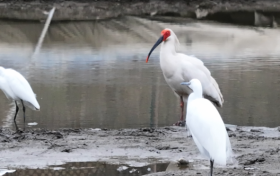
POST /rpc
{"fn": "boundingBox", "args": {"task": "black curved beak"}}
[146,35,164,63]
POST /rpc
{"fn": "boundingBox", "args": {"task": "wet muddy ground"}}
[0,125,279,175]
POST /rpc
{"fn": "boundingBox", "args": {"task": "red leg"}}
[180,96,184,121]
[174,96,185,126]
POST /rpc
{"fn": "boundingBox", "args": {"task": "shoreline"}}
[0,0,279,25]
[0,125,279,175]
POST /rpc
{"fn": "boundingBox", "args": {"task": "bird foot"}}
[173,120,186,127]
[12,129,23,135]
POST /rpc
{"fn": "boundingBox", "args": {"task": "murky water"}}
[3,162,170,176]
[0,16,280,130]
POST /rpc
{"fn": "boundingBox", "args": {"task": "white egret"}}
[181,79,232,176]
[146,28,223,126]
[0,66,40,124]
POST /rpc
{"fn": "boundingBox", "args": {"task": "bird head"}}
[146,28,179,63]
[181,79,202,92]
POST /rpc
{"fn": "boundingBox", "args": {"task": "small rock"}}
[177,158,189,165]
[140,128,154,133]
[156,145,170,150]
[117,166,128,172]
[243,157,265,165]
[46,131,63,139]
[250,129,262,133]
[257,158,265,162]
[129,169,137,173]
[61,149,72,153]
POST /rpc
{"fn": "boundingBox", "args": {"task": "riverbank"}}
[0,0,280,26]
[0,125,279,175]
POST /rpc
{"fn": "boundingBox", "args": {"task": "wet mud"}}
[0,125,279,175]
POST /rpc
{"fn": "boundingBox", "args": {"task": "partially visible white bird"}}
[181,79,232,176]
[146,28,223,126]
[0,66,40,124]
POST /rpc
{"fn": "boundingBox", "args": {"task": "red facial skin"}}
[161,29,171,41]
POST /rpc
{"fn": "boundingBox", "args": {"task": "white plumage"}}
[146,28,223,125]
[181,79,232,176]
[0,66,40,124]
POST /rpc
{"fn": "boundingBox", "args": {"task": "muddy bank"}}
[0,125,279,175]
[0,0,280,25]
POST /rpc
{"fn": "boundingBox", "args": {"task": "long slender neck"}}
[160,38,177,57]
[187,86,203,103]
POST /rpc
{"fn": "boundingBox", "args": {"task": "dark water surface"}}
[3,162,170,176]
[0,16,280,130]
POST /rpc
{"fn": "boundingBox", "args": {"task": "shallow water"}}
[0,16,280,130]
[3,162,170,176]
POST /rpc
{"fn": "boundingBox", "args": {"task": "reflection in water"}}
[2,102,16,128]
[4,162,169,176]
[165,162,190,172]
[0,16,280,129]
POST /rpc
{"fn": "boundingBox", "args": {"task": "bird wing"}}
[0,76,14,99]
[5,69,40,109]
[179,54,224,107]
[187,98,230,165]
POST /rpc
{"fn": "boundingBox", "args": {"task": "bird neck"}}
[188,87,203,103]
[160,38,177,56]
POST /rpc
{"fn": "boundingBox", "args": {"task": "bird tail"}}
[33,100,40,110]
[210,127,229,166]
[210,77,224,107]
[225,133,236,165]
[212,144,227,166]
[23,99,40,111]
[214,131,234,166]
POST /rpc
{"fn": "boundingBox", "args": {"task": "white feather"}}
[159,28,223,107]
[0,67,40,110]
[184,79,232,166]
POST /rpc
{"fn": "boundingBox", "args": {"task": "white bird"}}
[146,28,224,126]
[181,79,232,176]
[0,66,40,124]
